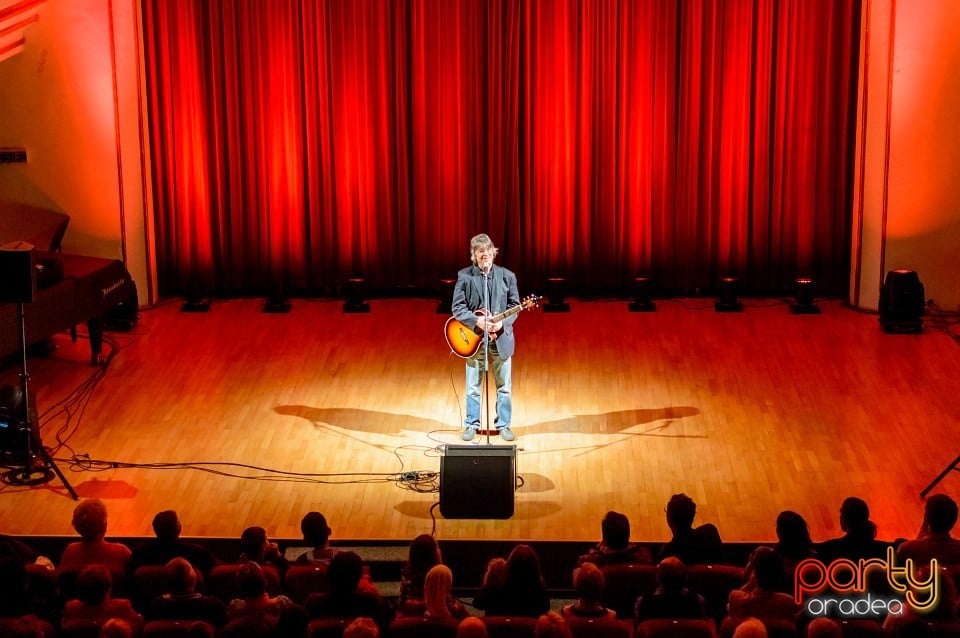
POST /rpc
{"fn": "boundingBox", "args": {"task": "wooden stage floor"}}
[1,296,957,546]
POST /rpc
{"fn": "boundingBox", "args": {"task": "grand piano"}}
[0,202,137,365]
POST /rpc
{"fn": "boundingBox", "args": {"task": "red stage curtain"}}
[142,0,860,297]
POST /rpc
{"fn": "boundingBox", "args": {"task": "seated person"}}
[882,565,959,636]
[144,557,227,627]
[773,511,816,593]
[658,493,723,565]
[473,544,550,617]
[295,512,337,564]
[424,564,469,619]
[61,563,142,633]
[634,557,707,622]
[129,510,218,576]
[562,562,616,619]
[732,617,768,638]
[578,511,652,567]
[398,534,442,612]
[345,617,380,638]
[457,617,488,638]
[238,526,289,577]
[226,561,297,626]
[897,493,960,565]
[535,611,573,638]
[816,497,890,563]
[805,617,841,638]
[727,548,796,623]
[59,499,132,580]
[305,551,394,635]
[0,555,54,624]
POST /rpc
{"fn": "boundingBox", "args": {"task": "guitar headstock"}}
[521,294,543,310]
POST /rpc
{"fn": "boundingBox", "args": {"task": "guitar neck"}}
[490,303,525,323]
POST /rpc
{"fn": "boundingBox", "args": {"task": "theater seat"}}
[284,563,330,604]
[482,616,538,638]
[837,619,884,637]
[141,619,216,638]
[307,618,351,638]
[389,616,461,638]
[565,615,632,638]
[636,618,717,638]
[205,563,281,603]
[686,564,745,622]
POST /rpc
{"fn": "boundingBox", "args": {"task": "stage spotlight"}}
[343,277,371,313]
[628,276,656,312]
[263,283,292,313]
[543,276,570,313]
[879,269,924,333]
[790,277,820,314]
[715,276,742,312]
[437,278,455,314]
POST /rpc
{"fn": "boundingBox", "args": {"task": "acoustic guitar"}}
[444,295,542,358]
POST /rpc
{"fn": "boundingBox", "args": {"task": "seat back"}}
[389,616,461,638]
[59,620,104,638]
[307,618,351,638]
[205,563,281,603]
[636,618,717,638]
[837,619,884,638]
[284,564,330,604]
[565,615,632,638]
[132,564,176,610]
[482,616,538,638]
[141,619,216,638]
[600,563,659,619]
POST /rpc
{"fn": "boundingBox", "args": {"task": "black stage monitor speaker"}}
[440,444,516,519]
[0,241,37,303]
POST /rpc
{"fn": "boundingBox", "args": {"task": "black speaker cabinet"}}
[440,444,516,519]
[0,242,37,303]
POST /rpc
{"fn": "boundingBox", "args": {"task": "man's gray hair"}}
[469,233,498,264]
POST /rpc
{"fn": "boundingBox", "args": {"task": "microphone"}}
[481,262,492,275]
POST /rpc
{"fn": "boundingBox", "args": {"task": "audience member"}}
[473,544,551,617]
[732,617,768,638]
[578,511,653,567]
[144,557,227,627]
[99,618,133,638]
[773,510,816,592]
[816,497,890,563]
[225,560,297,627]
[344,616,380,638]
[398,533,442,612]
[562,561,616,620]
[59,499,132,579]
[129,510,218,576]
[0,555,53,623]
[424,564,469,619]
[304,551,394,634]
[0,532,53,570]
[804,617,841,638]
[535,611,573,638]
[457,616,489,638]
[238,526,289,576]
[634,557,707,622]
[658,493,724,564]
[728,547,796,623]
[60,563,142,633]
[295,512,337,564]
[881,565,960,636]
[897,493,960,565]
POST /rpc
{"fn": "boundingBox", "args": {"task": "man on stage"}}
[451,233,520,442]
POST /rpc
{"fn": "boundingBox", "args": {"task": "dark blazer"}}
[451,264,521,360]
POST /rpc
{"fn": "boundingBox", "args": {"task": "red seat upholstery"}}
[205,563,281,603]
[482,616,538,638]
[686,564,745,622]
[636,618,717,638]
[132,564,176,609]
[837,619,884,638]
[141,619,217,638]
[284,563,330,604]
[565,615,632,638]
[307,618,351,638]
[389,616,461,638]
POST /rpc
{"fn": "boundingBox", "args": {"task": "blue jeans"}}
[464,343,512,430]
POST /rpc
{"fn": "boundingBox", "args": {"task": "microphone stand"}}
[481,266,492,446]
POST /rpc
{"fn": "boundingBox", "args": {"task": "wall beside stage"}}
[1,0,957,311]
[0,0,152,303]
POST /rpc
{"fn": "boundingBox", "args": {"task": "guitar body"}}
[443,295,541,359]
[444,314,484,358]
